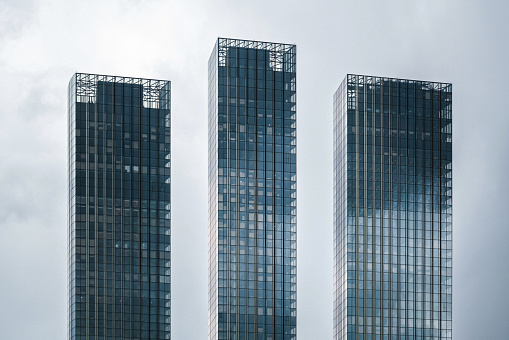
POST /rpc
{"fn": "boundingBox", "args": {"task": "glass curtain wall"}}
[68,73,171,340]
[208,38,297,340]
[333,75,452,339]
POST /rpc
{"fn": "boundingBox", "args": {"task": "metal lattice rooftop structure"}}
[217,37,296,72]
[73,73,171,109]
[346,74,452,92]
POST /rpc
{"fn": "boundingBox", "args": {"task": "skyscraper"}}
[333,75,452,339]
[208,38,297,340]
[67,73,171,340]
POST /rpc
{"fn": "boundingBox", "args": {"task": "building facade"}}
[208,38,297,340]
[333,75,452,339]
[67,73,171,340]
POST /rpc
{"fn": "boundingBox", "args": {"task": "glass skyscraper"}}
[67,73,171,340]
[208,38,297,340]
[333,75,452,339]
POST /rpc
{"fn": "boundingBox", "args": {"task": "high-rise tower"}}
[208,38,297,340]
[67,73,171,340]
[333,75,452,339]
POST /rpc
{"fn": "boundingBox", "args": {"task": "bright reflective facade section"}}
[208,38,297,340]
[68,73,171,340]
[333,75,452,339]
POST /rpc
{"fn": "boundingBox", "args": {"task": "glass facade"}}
[333,75,452,339]
[68,73,171,340]
[208,38,297,340]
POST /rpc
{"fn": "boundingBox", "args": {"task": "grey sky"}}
[0,0,508,339]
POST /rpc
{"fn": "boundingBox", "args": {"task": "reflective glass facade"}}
[333,75,452,339]
[68,73,171,340]
[208,38,297,340]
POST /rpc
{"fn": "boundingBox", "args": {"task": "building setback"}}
[67,73,171,340]
[208,38,297,340]
[333,75,452,339]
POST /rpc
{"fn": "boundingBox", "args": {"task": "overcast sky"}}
[0,0,508,339]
